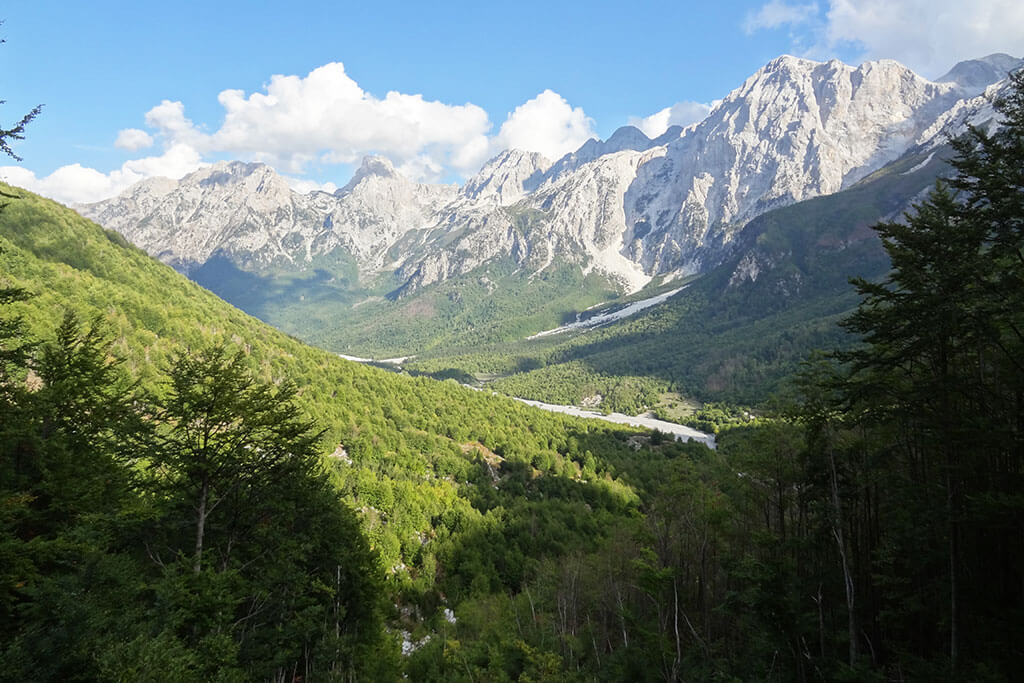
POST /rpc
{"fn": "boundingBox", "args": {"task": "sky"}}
[2,0,1023,204]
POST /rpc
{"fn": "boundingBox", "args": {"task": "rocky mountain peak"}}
[545,125,661,182]
[937,53,1024,95]
[79,52,1014,303]
[193,160,273,184]
[621,54,967,279]
[461,148,551,205]
[337,155,402,196]
[761,53,817,74]
[602,126,651,152]
[128,174,178,199]
[651,125,685,145]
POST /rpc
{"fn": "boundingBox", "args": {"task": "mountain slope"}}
[79,157,457,275]
[408,142,951,406]
[1,181,669,592]
[76,54,1019,357]
[621,56,967,275]
[3,183,731,679]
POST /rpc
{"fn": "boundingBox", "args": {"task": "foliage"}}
[2,71,1022,681]
[665,401,755,434]
[195,251,620,358]
[0,182,678,678]
[819,69,1024,677]
[0,308,387,679]
[405,144,944,410]
[0,31,41,165]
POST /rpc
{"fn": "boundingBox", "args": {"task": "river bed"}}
[338,352,716,449]
[511,397,716,449]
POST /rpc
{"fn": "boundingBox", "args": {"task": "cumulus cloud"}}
[824,0,1024,78]
[143,100,208,149]
[492,90,597,161]
[146,63,495,177]
[118,142,206,181]
[1,143,206,205]
[395,155,449,184]
[114,128,154,151]
[8,63,603,203]
[0,165,120,205]
[628,101,713,138]
[743,1,819,34]
[745,0,1024,79]
[282,175,339,195]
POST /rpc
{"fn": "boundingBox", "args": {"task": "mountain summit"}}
[76,53,1020,347]
[937,53,1024,94]
[337,155,402,195]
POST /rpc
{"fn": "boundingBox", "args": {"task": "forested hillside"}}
[0,184,704,679]
[2,72,1022,681]
[409,143,950,410]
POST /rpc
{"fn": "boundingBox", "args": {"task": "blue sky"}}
[3,0,1023,203]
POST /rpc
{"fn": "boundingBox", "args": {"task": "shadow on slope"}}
[450,146,954,405]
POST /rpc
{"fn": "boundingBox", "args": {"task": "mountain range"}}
[7,47,1022,680]
[77,53,1022,368]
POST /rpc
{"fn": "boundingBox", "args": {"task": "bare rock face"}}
[78,157,456,274]
[542,124,667,181]
[78,54,1019,297]
[316,156,457,270]
[622,56,970,277]
[524,147,663,291]
[80,162,317,272]
[460,149,551,206]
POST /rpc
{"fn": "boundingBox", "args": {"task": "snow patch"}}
[901,151,936,175]
[528,286,685,339]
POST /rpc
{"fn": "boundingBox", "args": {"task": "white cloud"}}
[396,155,448,184]
[824,0,1024,78]
[743,1,819,34]
[2,164,128,205]
[143,100,208,150]
[120,142,205,181]
[492,89,597,161]
[8,63,603,203]
[628,101,713,138]
[114,128,154,151]
[745,0,1024,79]
[1,143,206,205]
[164,63,495,178]
[282,175,338,195]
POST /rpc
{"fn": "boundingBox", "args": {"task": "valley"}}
[4,26,1023,680]
[75,53,1019,413]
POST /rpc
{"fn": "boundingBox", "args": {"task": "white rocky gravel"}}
[527,285,686,339]
[512,398,716,449]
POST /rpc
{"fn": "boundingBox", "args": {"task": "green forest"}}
[405,140,949,412]
[2,69,1022,683]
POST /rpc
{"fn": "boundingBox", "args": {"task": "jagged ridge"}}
[76,53,1022,318]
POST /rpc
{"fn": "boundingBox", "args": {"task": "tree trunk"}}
[948,470,959,672]
[827,443,858,666]
[194,479,209,574]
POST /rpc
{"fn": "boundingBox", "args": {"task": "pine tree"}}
[147,344,323,575]
[0,21,42,203]
[836,68,1024,675]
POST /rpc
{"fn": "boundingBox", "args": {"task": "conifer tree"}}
[837,68,1024,675]
[148,344,323,574]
